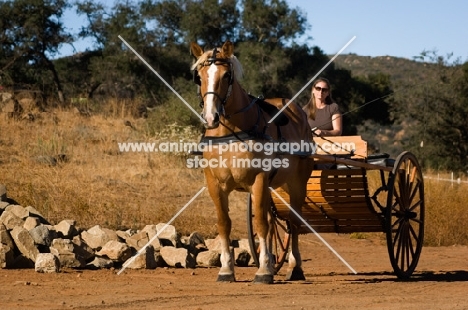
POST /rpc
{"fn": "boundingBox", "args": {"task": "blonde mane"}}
[191,50,243,80]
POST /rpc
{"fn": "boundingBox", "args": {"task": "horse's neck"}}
[219,83,262,135]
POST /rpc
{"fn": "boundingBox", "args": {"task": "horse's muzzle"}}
[203,112,220,129]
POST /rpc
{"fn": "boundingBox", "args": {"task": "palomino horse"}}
[191,41,313,283]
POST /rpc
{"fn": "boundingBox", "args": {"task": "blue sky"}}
[288,0,468,61]
[59,0,468,62]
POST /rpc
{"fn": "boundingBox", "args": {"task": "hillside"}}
[333,53,433,82]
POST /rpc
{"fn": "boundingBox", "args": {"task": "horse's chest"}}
[203,151,261,186]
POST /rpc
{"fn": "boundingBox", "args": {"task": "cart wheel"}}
[386,151,425,279]
[247,194,290,273]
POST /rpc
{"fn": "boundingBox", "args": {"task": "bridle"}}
[193,48,234,114]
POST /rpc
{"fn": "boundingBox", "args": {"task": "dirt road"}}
[1,234,467,310]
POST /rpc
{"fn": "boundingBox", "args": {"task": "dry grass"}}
[0,106,249,239]
[1,105,467,245]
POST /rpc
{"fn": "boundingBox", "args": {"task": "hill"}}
[333,53,433,82]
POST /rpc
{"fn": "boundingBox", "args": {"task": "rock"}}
[0,210,24,230]
[124,246,157,269]
[140,225,161,250]
[0,223,14,248]
[234,248,251,267]
[96,240,131,263]
[5,205,29,219]
[29,224,54,246]
[196,250,221,267]
[238,239,255,266]
[156,223,179,247]
[187,232,207,255]
[205,236,222,252]
[160,246,196,268]
[0,244,15,268]
[35,253,60,273]
[0,201,9,212]
[81,225,118,250]
[24,206,49,224]
[54,219,78,238]
[71,236,95,263]
[10,226,39,263]
[125,231,149,251]
[86,257,114,270]
[49,238,84,268]
[23,216,40,230]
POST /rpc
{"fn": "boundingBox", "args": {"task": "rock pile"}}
[0,184,254,273]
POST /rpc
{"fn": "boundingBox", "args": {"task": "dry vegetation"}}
[1,104,467,245]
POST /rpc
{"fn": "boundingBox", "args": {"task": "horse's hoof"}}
[217,274,236,282]
[253,274,274,284]
[285,268,305,281]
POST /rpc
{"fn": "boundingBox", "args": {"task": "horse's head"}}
[191,41,240,129]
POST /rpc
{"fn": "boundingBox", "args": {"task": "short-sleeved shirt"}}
[303,103,341,130]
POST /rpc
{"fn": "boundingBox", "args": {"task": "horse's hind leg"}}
[285,224,305,281]
[285,168,310,281]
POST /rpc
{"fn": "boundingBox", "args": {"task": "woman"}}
[303,78,342,136]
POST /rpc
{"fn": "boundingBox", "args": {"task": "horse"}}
[190,41,314,283]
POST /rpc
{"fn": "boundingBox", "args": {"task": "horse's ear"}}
[190,42,204,58]
[222,41,234,57]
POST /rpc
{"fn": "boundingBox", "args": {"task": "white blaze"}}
[204,64,218,125]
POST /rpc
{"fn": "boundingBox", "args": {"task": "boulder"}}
[96,240,131,262]
[0,244,15,268]
[49,238,84,268]
[156,223,179,247]
[23,216,40,230]
[35,253,60,273]
[54,219,78,239]
[10,226,39,262]
[0,210,24,230]
[124,246,157,270]
[81,225,118,250]
[160,246,196,268]
[196,250,221,267]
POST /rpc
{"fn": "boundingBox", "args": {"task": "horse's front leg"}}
[251,175,275,284]
[205,176,235,282]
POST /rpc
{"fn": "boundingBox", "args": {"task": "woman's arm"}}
[320,113,342,136]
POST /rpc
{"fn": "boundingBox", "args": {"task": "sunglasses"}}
[314,86,329,92]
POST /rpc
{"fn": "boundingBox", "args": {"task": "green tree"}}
[394,51,468,171]
[0,0,72,102]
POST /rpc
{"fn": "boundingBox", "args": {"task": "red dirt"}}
[1,233,467,310]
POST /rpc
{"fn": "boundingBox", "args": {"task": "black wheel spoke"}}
[386,152,424,279]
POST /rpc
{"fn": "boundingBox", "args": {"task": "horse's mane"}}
[191,49,244,80]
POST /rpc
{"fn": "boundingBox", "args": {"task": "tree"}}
[0,0,72,102]
[394,51,468,171]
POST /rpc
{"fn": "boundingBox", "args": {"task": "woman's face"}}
[313,81,330,102]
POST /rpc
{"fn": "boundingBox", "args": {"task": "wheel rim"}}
[386,151,425,279]
[247,194,290,273]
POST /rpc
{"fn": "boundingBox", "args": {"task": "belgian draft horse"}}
[190,41,313,284]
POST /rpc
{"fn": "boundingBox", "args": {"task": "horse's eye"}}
[224,72,231,81]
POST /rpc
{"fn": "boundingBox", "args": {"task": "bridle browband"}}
[193,48,234,113]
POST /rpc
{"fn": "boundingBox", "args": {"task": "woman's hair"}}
[305,77,335,120]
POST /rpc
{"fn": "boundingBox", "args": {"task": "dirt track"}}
[1,234,467,310]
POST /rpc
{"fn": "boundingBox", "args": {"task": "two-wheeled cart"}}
[247,136,425,279]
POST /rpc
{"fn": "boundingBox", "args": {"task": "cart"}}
[247,136,425,279]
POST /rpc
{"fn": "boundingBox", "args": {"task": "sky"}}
[59,0,468,62]
[288,0,468,61]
